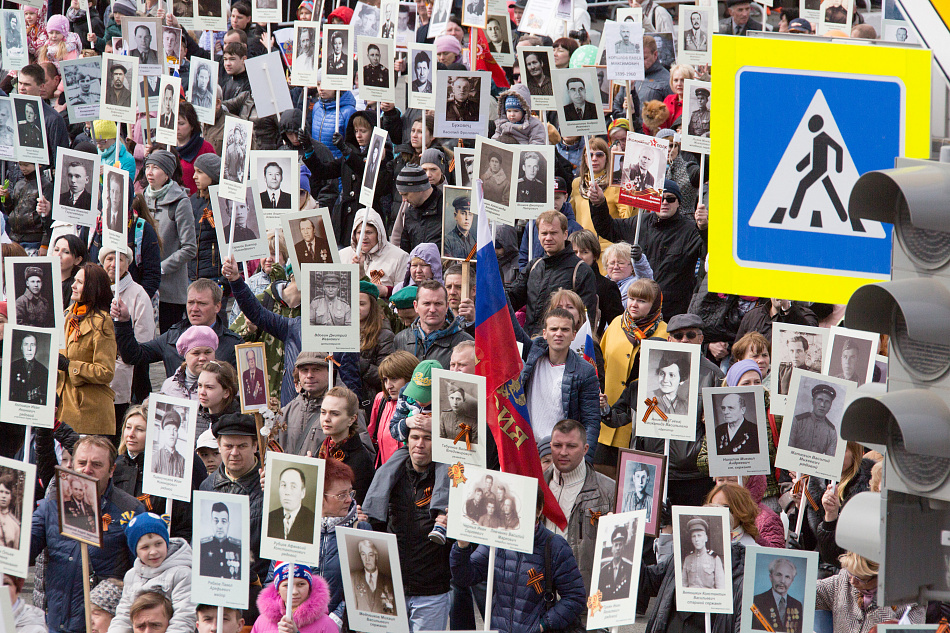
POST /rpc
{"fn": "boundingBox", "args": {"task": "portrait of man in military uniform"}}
[752,557,804,633]
[60,474,98,536]
[14,264,54,328]
[309,271,352,326]
[200,501,242,579]
[348,538,396,614]
[442,194,476,260]
[14,99,44,149]
[8,331,50,406]
[713,393,760,456]
[620,462,654,520]
[599,524,635,601]
[445,76,480,122]
[516,151,546,204]
[151,405,186,478]
[687,86,710,138]
[240,347,267,407]
[679,516,726,589]
[362,43,390,88]
[788,382,839,457]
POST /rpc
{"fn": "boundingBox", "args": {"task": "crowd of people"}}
[0,0,929,632]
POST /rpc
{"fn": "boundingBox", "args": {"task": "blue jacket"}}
[98,138,137,184]
[229,277,362,404]
[316,503,372,625]
[519,338,601,461]
[518,200,584,270]
[451,523,586,633]
[30,482,144,633]
[310,91,357,159]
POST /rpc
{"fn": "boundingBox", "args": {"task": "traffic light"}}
[837,157,950,605]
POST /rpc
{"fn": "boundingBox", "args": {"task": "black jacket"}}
[400,187,444,254]
[327,432,376,505]
[590,200,705,319]
[734,301,819,343]
[508,245,598,337]
[189,193,223,283]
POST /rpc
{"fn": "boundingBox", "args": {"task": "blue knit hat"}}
[505,95,524,113]
[300,164,312,195]
[125,512,170,554]
[725,359,762,387]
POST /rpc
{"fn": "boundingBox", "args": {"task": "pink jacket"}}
[251,575,336,633]
[368,391,402,467]
[744,475,786,548]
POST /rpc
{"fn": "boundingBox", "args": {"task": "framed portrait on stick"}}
[587,510,646,629]
[122,17,163,76]
[0,457,36,578]
[407,43,436,110]
[5,256,63,330]
[672,505,733,613]
[53,148,100,226]
[552,67,607,137]
[446,465,538,554]
[250,150,299,229]
[235,342,269,412]
[56,466,103,547]
[154,75,181,146]
[281,208,339,274]
[12,94,48,164]
[101,165,129,253]
[770,322,829,415]
[261,452,325,561]
[821,326,879,388]
[210,185,269,263]
[615,448,665,537]
[219,116,253,203]
[322,25,354,91]
[61,57,102,123]
[99,53,138,124]
[0,9,29,70]
[681,79,711,154]
[518,47,556,110]
[434,71,491,139]
[291,22,320,86]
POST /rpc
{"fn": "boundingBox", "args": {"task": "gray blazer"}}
[152,182,197,304]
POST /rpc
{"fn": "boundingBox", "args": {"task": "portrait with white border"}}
[587,510,646,629]
[194,0,227,32]
[677,6,712,66]
[473,136,515,225]
[250,150,299,228]
[771,322,829,415]
[101,165,129,253]
[210,184,268,263]
[682,79,711,154]
[358,37,396,103]
[0,326,58,428]
[513,145,554,219]
[672,505,732,613]
[432,368,486,468]
[518,47,556,111]
[219,116,253,202]
[602,20,644,81]
[281,208,338,274]
[122,17,163,76]
[1,9,29,70]
[407,43,436,110]
[12,94,48,164]
[702,386,770,477]
[188,57,218,125]
[154,75,181,146]
[301,264,360,352]
[56,467,102,547]
[322,25,354,91]
[635,339,701,442]
[143,394,198,501]
[337,527,409,633]
[552,67,607,137]
[53,148,100,227]
[741,547,818,633]
[61,51,100,122]
[291,22,320,86]
[191,491,251,608]
[435,71,491,139]
[99,53,138,124]
[0,457,36,579]
[447,465,538,554]
[360,127,389,207]
[261,453,325,561]
[484,13,514,66]
[0,97,15,161]
[6,256,62,330]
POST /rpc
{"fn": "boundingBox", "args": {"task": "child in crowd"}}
[109,513,195,633]
[1,162,53,254]
[492,84,547,145]
[368,351,419,467]
[251,562,335,633]
[196,428,222,474]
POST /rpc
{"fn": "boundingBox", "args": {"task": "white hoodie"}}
[339,207,410,290]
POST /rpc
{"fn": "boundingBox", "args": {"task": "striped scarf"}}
[66,303,88,344]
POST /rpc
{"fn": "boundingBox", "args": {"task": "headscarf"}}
[725,359,762,387]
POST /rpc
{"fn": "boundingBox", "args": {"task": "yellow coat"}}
[57,310,117,435]
[598,315,668,448]
[570,175,634,274]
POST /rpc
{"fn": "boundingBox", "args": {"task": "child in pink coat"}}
[251,562,337,633]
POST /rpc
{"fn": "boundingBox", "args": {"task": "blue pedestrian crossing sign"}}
[709,37,932,304]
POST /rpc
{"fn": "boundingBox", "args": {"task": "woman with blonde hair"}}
[601,241,654,308]
[570,137,633,264]
[663,64,696,128]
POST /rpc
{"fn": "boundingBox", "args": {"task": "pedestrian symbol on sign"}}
[748,89,886,238]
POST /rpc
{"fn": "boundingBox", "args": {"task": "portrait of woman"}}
[191,62,214,109]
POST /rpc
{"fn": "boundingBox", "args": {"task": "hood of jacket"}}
[154,180,188,207]
[279,108,303,136]
[495,224,519,267]
[403,243,444,286]
[257,574,331,627]
[133,537,193,578]
[345,109,377,147]
[499,83,532,113]
[350,207,390,257]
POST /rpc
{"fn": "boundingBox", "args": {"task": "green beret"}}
[360,280,380,301]
[390,284,418,309]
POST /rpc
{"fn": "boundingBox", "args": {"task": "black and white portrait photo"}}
[124,18,162,75]
[143,395,198,500]
[455,149,475,187]
[462,473,522,531]
[219,117,253,201]
[309,270,352,326]
[150,402,189,478]
[102,168,128,235]
[713,392,759,455]
[323,26,350,80]
[620,460,655,519]
[345,534,397,615]
[163,26,182,66]
[291,23,318,86]
[447,465,538,553]
[188,58,218,123]
[12,95,47,164]
[442,187,476,261]
[742,548,818,633]
[0,97,16,160]
[652,32,676,69]
[677,6,712,66]
[301,264,361,351]
[604,20,644,82]
[283,209,337,272]
[649,350,691,415]
[57,468,102,547]
[61,57,102,123]
[100,53,138,123]
[7,329,51,405]
[237,343,268,411]
[359,38,395,102]
[446,75,482,122]
[515,150,547,204]
[432,367,487,467]
[563,75,598,121]
[195,0,226,30]
[191,491,251,608]
[408,44,436,110]
[261,453,323,557]
[437,378,479,445]
[553,67,606,137]
[1,9,29,70]
[462,0,485,27]
[11,261,55,329]
[0,457,35,577]
[677,513,727,590]
[154,75,181,146]
[823,327,877,387]
[485,14,513,65]
[787,377,842,458]
[610,149,625,186]
[379,0,398,37]
[587,511,646,629]
[411,49,432,93]
[682,80,711,154]
[771,323,827,403]
[478,142,513,207]
[198,500,243,580]
[520,48,554,109]
[597,522,637,601]
[435,71,490,138]
[684,9,708,51]
[353,1,381,38]
[212,184,268,262]
[396,2,416,45]
[158,84,176,130]
[55,153,96,220]
[636,340,700,441]
[361,130,387,204]
[104,58,132,108]
[258,157,293,211]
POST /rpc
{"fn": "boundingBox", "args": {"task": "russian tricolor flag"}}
[473,180,567,530]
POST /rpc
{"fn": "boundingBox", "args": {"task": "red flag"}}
[475,29,510,89]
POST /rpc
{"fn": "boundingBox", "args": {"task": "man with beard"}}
[684,11,708,51]
[310,272,351,326]
[60,160,92,209]
[105,62,132,107]
[752,558,803,632]
[9,333,49,404]
[516,151,545,203]
[16,266,53,328]
[443,196,476,260]
[153,408,186,478]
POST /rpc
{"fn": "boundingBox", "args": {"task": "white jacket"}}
[339,207,410,290]
[108,538,196,633]
[13,600,47,633]
[111,273,155,404]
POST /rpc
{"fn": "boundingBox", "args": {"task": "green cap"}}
[402,359,442,405]
[390,284,418,310]
[360,280,380,301]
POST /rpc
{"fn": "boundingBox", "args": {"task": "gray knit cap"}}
[396,164,431,193]
[420,148,446,177]
[145,150,178,179]
[193,153,221,185]
[89,579,123,615]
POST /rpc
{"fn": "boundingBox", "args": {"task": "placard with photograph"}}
[337,527,410,633]
[322,25,354,91]
[519,0,559,37]
[616,6,642,22]
[5,257,62,330]
[552,67,607,137]
[799,0,820,24]
[253,0,281,24]
[51,148,99,227]
[615,448,665,537]
[818,0,853,34]
[653,32,676,68]
[672,505,732,613]
[462,0,486,28]
[407,43,436,110]
[358,37,396,103]
[740,547,818,633]
[873,354,888,384]
[435,71,491,139]
[1,9,29,70]
[154,75,181,146]
[882,22,917,43]
[432,368,486,467]
[0,326,57,427]
[194,0,227,32]
[427,0,451,37]
[518,47,555,111]
[602,20,644,81]
[681,79,711,154]
[189,57,219,125]
[771,322,829,415]
[454,148,476,188]
[163,26,182,68]
[513,145,554,219]
[174,0,195,30]
[822,326,879,388]
[587,510,646,629]
[397,2,417,46]
[609,148,625,187]
[250,150,299,228]
[219,117,253,203]
[282,208,339,273]
[246,52,293,119]
[101,165,129,253]
[360,127,390,207]
[618,131,668,210]
[353,1,381,38]
[447,465,538,554]
[100,53,138,124]
[635,339,701,441]
[61,57,101,123]
[441,186,475,261]
[56,466,102,547]
[291,22,320,86]
[192,491,251,609]
[775,369,852,480]
[379,0,398,37]
[0,97,15,161]
[301,264,360,352]
[12,94,48,164]
[261,453,325,561]
[140,74,160,114]
[0,457,36,578]
[236,342,269,412]
[210,184,269,262]
[702,386,770,477]
[122,17,163,76]
[484,13,514,66]
[677,6,712,66]
[473,136,515,225]
[143,395,199,501]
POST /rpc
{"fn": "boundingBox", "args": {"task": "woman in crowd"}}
[316,387,375,504]
[390,117,427,218]
[196,360,240,437]
[553,37,578,68]
[602,241,654,308]
[706,481,769,547]
[340,208,409,299]
[394,243,442,292]
[657,128,699,213]
[176,102,217,196]
[251,562,335,633]
[714,475,786,548]
[358,281,394,405]
[4,574,46,633]
[161,326,218,401]
[732,331,772,388]
[58,263,117,435]
[571,138,631,260]
[143,150,198,332]
[189,154,224,288]
[368,351,417,467]
[663,64,696,129]
[51,234,87,306]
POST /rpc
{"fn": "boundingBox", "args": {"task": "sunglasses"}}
[590,151,607,159]
[662,194,678,203]
[671,330,700,341]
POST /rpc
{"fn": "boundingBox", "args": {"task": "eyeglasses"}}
[662,194,678,203]
[671,330,700,341]
[590,151,606,159]
[324,489,354,501]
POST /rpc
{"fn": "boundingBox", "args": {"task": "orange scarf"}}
[66,303,88,344]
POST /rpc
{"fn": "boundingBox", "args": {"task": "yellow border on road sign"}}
[708,35,932,304]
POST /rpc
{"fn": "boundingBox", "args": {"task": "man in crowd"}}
[17,63,69,163]
[398,165,445,252]
[720,0,763,35]
[129,591,174,633]
[394,280,472,367]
